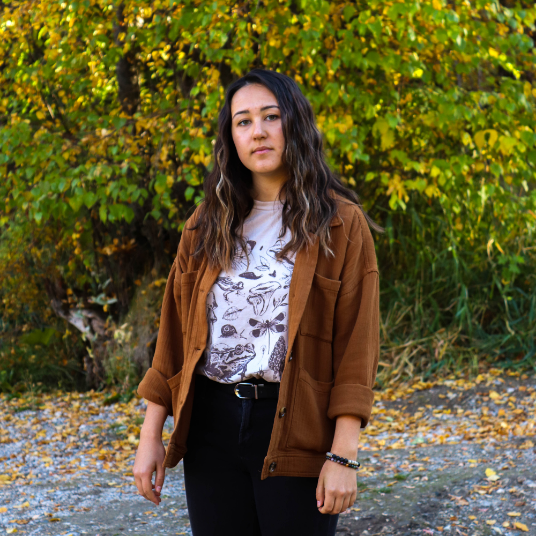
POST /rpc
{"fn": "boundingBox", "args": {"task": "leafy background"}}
[1,0,535,396]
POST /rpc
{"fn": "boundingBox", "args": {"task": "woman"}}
[133,68,383,536]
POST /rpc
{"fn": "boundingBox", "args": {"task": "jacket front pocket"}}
[166,369,183,419]
[286,367,335,453]
[177,270,199,334]
[299,272,341,343]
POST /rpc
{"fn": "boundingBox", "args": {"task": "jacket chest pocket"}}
[299,272,341,343]
[286,367,335,453]
[166,370,183,420]
[175,270,199,334]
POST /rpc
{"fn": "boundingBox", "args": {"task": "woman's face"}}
[230,83,287,180]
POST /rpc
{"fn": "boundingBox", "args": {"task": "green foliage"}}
[0,0,535,387]
[19,327,59,346]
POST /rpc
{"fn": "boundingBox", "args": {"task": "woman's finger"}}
[316,475,325,509]
[319,487,335,514]
[340,494,351,514]
[142,470,160,505]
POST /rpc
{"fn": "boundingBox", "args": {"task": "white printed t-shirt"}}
[195,198,296,384]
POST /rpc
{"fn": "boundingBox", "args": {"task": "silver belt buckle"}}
[234,382,258,399]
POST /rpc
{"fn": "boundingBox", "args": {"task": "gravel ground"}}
[1,368,534,535]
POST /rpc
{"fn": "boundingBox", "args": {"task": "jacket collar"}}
[329,212,342,227]
[285,232,320,359]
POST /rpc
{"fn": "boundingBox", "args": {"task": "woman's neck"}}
[250,178,287,202]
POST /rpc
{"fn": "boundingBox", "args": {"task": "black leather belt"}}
[196,374,280,399]
[232,381,280,399]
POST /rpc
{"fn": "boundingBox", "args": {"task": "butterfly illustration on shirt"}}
[249,312,286,355]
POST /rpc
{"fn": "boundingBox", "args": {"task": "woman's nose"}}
[252,118,266,139]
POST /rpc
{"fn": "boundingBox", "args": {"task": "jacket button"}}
[289,354,293,361]
[278,407,286,418]
[269,462,277,472]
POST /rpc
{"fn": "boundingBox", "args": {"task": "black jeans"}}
[183,373,339,536]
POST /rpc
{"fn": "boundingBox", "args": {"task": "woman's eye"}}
[237,114,279,126]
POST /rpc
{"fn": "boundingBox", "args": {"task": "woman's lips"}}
[253,149,271,154]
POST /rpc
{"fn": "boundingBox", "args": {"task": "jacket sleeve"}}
[327,207,380,429]
[136,229,192,416]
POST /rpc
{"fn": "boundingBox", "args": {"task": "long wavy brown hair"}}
[188,68,384,271]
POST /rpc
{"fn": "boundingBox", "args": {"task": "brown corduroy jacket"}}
[137,195,380,480]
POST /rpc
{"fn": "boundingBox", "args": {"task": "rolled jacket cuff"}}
[137,367,173,416]
[327,383,375,428]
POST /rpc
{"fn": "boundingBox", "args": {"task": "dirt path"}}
[1,368,534,535]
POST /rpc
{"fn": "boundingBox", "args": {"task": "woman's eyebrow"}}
[232,105,280,119]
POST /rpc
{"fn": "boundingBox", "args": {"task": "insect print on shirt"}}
[249,312,286,356]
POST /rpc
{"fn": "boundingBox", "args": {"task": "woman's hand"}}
[133,433,166,506]
[316,414,362,515]
[133,401,169,506]
[316,459,358,515]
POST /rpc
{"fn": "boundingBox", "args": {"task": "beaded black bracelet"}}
[325,451,361,470]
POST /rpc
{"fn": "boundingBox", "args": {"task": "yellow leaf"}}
[413,68,423,78]
[486,519,496,525]
[499,135,517,155]
[430,166,441,178]
[489,47,499,58]
[432,0,442,9]
[424,185,437,198]
[514,522,528,532]
[474,129,498,149]
[489,391,500,399]
[507,512,521,517]
[485,468,496,477]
